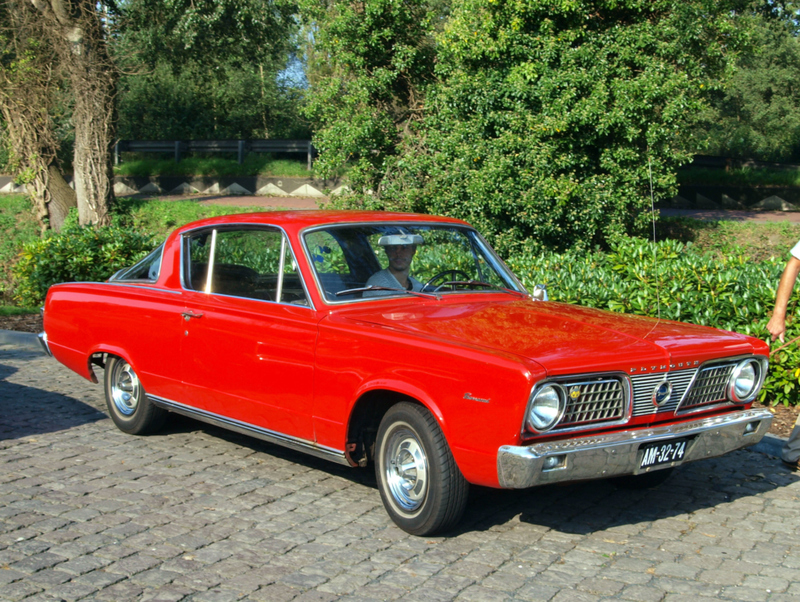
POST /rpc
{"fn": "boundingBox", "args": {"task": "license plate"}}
[639,437,689,469]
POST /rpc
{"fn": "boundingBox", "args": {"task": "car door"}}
[179,225,318,441]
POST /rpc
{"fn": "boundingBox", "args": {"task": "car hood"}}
[340,298,761,375]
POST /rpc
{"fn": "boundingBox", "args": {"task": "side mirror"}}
[531,284,549,301]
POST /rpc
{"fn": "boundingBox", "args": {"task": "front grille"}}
[630,361,739,416]
[631,369,696,416]
[680,364,734,410]
[558,378,625,428]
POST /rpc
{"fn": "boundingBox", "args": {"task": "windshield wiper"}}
[335,285,441,300]
[437,280,527,297]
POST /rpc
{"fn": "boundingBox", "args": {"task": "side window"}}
[112,244,164,282]
[183,228,308,305]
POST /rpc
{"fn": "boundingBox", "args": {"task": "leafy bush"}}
[0,194,40,305]
[13,222,157,307]
[507,237,797,406]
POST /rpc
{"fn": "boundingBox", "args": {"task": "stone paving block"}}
[3,350,800,601]
[618,584,668,602]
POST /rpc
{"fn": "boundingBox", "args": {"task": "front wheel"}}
[375,402,469,535]
[104,356,166,435]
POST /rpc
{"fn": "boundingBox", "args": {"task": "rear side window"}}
[110,244,164,282]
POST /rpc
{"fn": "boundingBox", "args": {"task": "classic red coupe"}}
[40,211,773,535]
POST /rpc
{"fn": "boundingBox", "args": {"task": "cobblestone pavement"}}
[1,345,799,602]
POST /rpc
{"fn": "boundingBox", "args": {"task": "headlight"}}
[526,384,565,432]
[727,359,761,403]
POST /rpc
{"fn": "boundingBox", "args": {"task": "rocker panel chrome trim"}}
[148,395,350,466]
[497,408,773,489]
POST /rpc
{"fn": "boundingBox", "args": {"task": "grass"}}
[114,155,312,178]
[678,166,800,187]
[656,218,800,262]
[0,305,37,316]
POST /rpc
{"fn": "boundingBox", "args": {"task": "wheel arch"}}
[345,387,444,468]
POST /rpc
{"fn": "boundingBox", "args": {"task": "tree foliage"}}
[299,0,445,190]
[694,6,800,162]
[115,0,306,140]
[307,0,749,253]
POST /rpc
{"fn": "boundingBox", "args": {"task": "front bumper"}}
[497,408,773,488]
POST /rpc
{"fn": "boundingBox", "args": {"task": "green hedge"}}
[13,223,156,308]
[11,226,798,406]
[507,237,799,407]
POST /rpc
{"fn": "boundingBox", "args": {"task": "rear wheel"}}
[104,356,166,435]
[375,402,469,535]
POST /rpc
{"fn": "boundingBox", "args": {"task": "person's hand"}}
[767,314,786,343]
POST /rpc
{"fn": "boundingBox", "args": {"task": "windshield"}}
[303,223,525,302]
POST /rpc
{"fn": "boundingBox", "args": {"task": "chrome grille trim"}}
[631,369,697,416]
[560,379,625,426]
[680,364,735,410]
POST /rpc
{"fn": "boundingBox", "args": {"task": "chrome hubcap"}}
[383,425,428,512]
[111,362,140,416]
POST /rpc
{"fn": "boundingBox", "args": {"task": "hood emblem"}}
[652,379,673,407]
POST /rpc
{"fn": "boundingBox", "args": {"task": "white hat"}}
[378,233,424,246]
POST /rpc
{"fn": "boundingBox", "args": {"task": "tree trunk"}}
[46,164,77,229]
[29,0,117,226]
[0,0,77,231]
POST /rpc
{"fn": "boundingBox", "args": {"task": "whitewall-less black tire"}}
[104,356,166,435]
[375,402,469,536]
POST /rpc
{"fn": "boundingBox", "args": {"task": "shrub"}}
[13,222,157,307]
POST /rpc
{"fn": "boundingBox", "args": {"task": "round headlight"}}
[728,359,760,403]
[527,384,565,432]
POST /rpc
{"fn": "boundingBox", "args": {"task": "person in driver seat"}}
[364,233,424,297]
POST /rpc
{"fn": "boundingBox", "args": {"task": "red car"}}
[40,211,773,535]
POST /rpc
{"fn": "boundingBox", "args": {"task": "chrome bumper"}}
[37,332,52,357]
[497,409,773,489]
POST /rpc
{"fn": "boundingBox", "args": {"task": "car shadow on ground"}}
[156,413,798,537]
[0,359,107,440]
[454,449,798,536]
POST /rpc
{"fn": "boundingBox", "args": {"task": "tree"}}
[305,0,750,253]
[29,0,117,226]
[402,0,751,253]
[693,6,800,162]
[0,0,76,231]
[115,0,303,141]
[299,0,446,191]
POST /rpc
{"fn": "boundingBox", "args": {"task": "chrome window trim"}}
[299,221,527,306]
[523,372,632,437]
[104,283,183,295]
[178,222,316,311]
[108,243,165,283]
[148,394,348,465]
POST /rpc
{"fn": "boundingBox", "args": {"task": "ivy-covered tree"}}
[0,0,76,231]
[306,0,750,253]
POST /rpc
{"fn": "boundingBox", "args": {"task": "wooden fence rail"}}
[114,139,316,170]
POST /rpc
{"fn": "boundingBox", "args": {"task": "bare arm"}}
[767,256,800,342]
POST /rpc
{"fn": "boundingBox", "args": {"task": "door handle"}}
[181,310,204,321]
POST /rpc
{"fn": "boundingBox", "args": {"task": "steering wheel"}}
[423,269,471,292]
